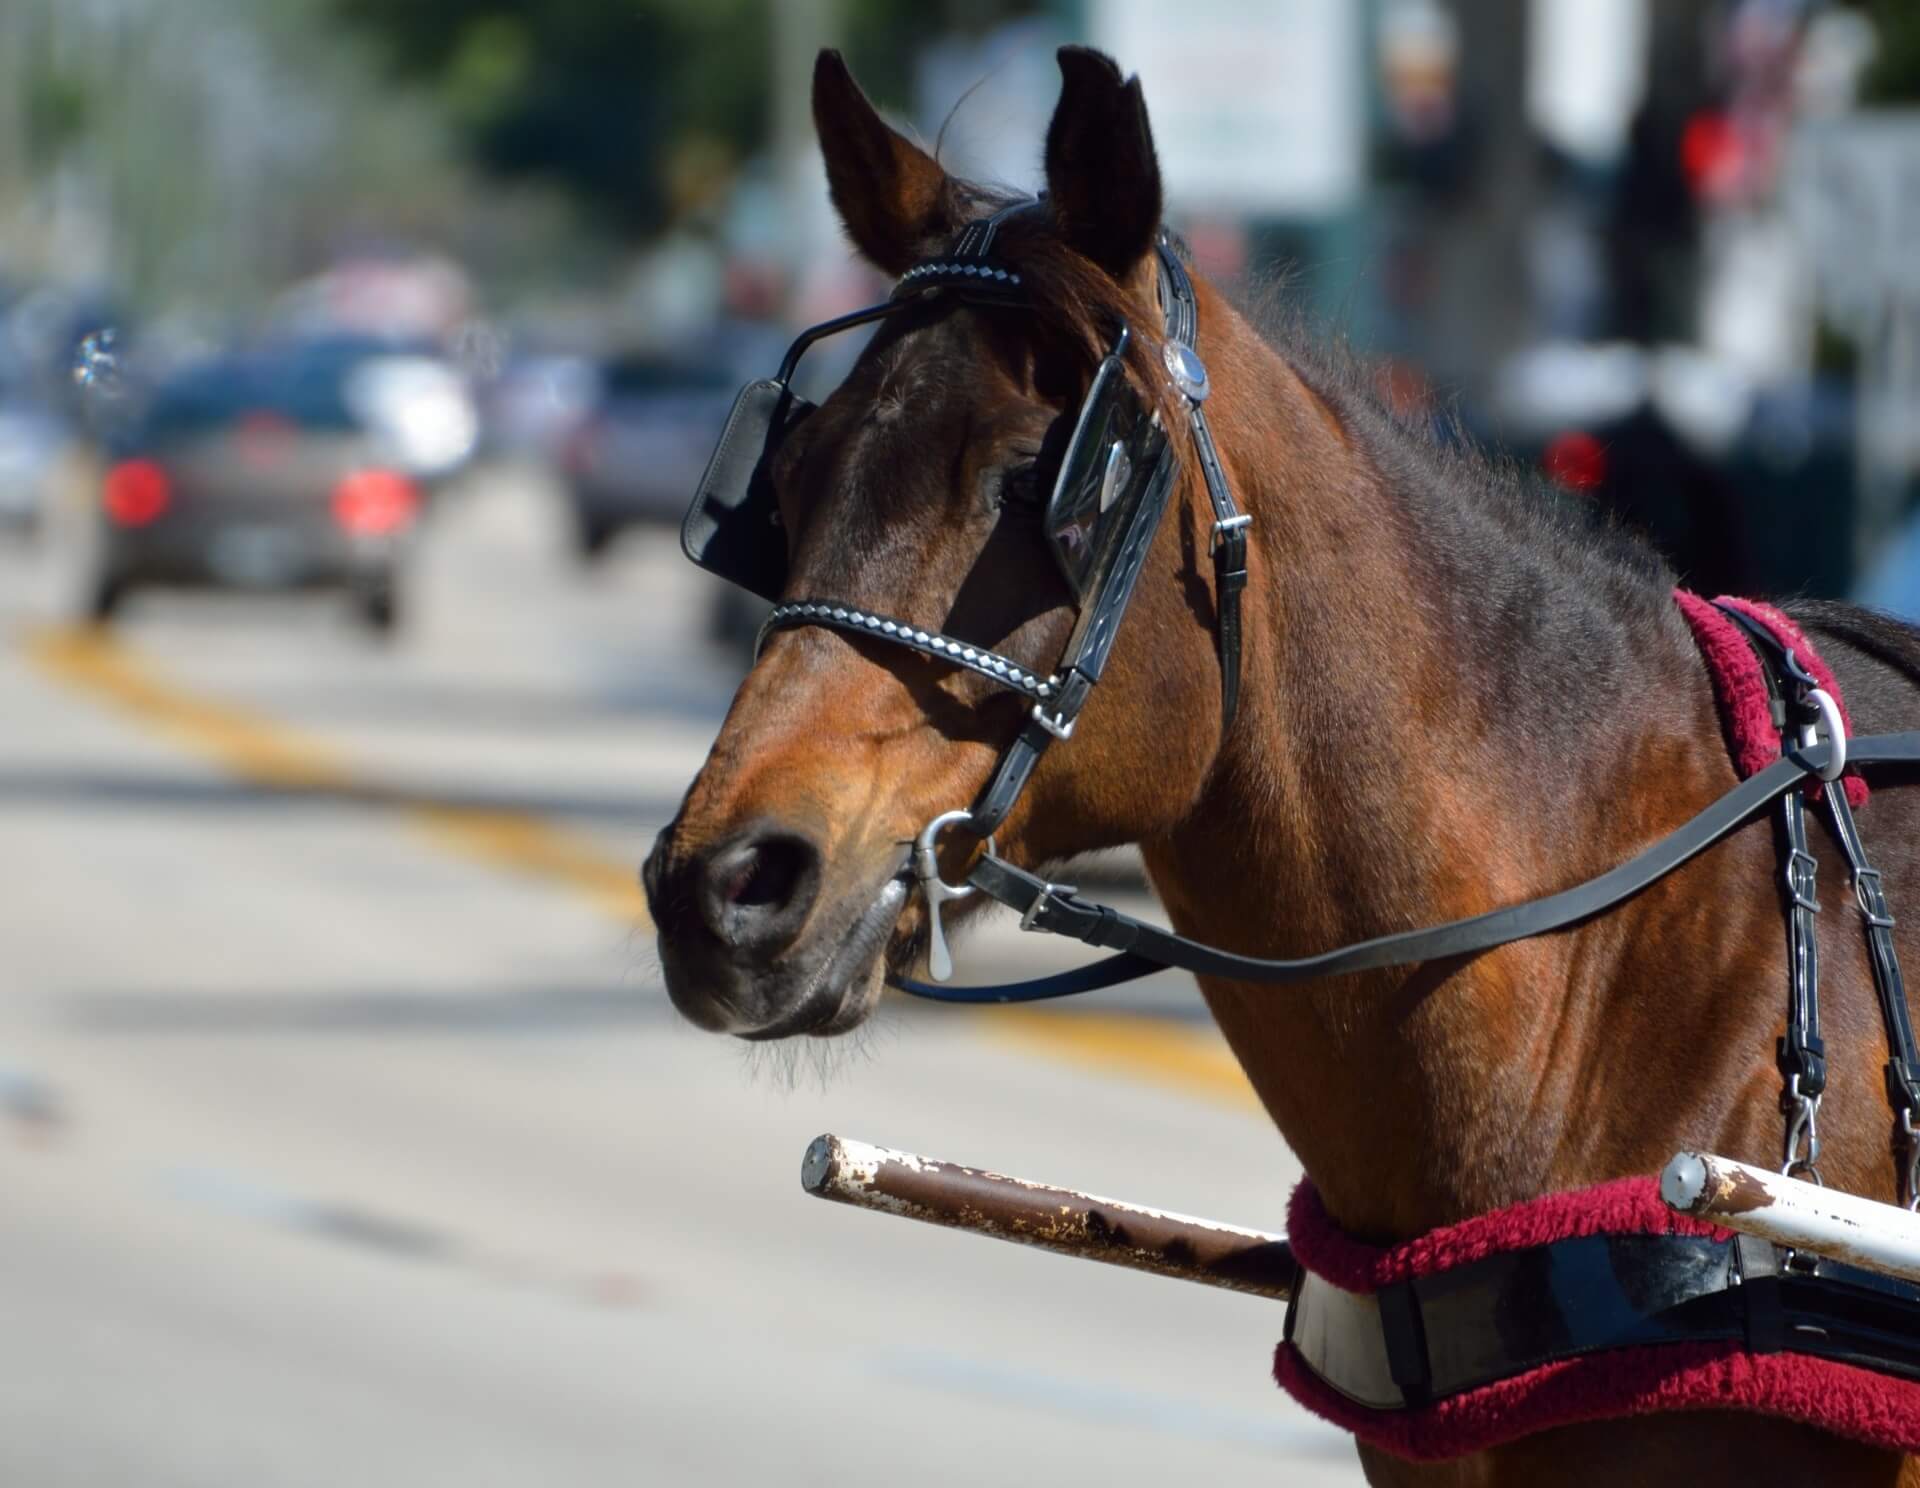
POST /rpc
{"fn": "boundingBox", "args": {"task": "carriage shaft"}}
[1662,1150,1920,1283]
[800,1134,1295,1301]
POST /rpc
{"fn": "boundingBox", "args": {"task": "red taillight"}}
[1543,430,1607,493]
[1681,110,1743,200]
[103,459,172,526]
[331,469,419,536]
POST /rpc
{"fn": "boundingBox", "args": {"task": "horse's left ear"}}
[813,49,953,275]
[1044,47,1163,281]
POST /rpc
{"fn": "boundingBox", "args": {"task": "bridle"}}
[683,198,1249,977]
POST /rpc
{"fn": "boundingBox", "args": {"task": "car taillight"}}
[332,469,419,536]
[103,459,172,525]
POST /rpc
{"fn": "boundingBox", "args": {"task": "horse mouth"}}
[739,875,910,1040]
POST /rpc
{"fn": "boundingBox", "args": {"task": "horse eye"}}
[997,460,1047,513]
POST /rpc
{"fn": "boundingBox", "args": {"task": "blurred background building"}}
[2,4,1919,1486]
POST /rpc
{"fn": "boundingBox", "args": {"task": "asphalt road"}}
[0,465,1361,1486]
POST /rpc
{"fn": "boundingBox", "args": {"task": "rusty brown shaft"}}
[800,1134,1295,1302]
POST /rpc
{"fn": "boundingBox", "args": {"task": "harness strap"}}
[888,731,1920,1001]
[1715,600,1920,1201]
[1826,764,1920,1207]
[1721,605,1831,1172]
[1157,237,1248,729]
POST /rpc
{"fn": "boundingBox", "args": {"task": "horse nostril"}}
[699,828,822,954]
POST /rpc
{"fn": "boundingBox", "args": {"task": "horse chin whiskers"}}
[735,1004,894,1093]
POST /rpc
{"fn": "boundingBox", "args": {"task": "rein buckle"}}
[1211,512,1252,553]
[1031,703,1076,741]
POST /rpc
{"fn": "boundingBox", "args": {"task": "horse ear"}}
[813,49,952,276]
[1044,47,1163,281]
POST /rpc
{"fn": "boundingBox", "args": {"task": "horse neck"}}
[1139,291,1729,1239]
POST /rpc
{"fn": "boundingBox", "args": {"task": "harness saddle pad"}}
[1274,1176,1920,1461]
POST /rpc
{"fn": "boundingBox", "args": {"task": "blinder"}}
[681,288,1162,611]
[681,377,811,603]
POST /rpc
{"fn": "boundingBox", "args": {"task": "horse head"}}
[643,49,1233,1039]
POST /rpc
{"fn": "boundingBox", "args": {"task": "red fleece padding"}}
[1285,1176,1730,1295]
[1672,589,1868,808]
[1274,1337,1920,1462]
[1275,1177,1920,1460]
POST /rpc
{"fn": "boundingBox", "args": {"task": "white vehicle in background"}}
[0,387,74,537]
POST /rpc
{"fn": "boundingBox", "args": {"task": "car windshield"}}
[602,358,733,398]
[142,360,360,441]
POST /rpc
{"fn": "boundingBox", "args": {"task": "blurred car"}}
[559,354,735,557]
[86,353,422,633]
[276,334,481,485]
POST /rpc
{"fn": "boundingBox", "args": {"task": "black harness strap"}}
[1718,601,1920,1204]
[1717,603,1830,1174]
[1155,241,1248,729]
[890,730,1920,1002]
[1825,780,1920,1207]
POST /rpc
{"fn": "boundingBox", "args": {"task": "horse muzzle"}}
[643,820,910,1038]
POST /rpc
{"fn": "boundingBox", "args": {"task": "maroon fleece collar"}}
[1673,589,1867,809]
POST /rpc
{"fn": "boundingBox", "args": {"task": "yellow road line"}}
[23,625,646,923]
[24,625,1255,1110]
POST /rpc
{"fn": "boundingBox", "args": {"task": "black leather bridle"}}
[683,200,1248,977]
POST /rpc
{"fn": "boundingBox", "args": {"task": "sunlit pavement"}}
[0,467,1360,1486]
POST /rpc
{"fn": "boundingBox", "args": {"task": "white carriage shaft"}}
[1661,1150,1920,1284]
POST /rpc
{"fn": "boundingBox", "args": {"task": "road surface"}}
[0,465,1360,1486]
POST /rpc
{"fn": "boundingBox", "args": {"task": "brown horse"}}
[643,47,1920,1487]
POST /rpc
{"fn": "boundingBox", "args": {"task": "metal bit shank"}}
[1661,1149,1920,1283]
[801,1134,1295,1301]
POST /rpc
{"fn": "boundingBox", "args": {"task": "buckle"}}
[1211,512,1252,553]
[1019,881,1077,932]
[1783,848,1820,912]
[1030,702,1075,741]
[1856,867,1897,928]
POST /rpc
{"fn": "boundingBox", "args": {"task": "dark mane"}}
[966,186,1685,709]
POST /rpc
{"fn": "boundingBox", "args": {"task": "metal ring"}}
[912,809,992,896]
[1803,686,1847,782]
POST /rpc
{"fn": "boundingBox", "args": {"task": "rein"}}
[895,729,1920,1001]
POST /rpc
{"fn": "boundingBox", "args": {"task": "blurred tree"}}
[328,0,1041,239]
[1852,0,1920,103]
[328,0,771,238]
